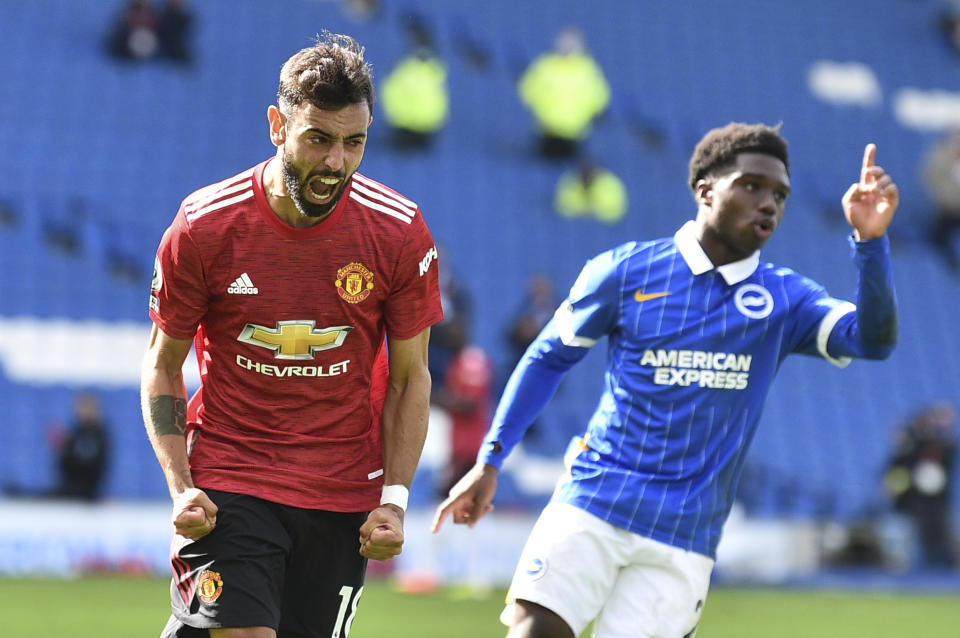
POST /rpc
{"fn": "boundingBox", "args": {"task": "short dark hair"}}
[688,122,789,191]
[277,31,374,115]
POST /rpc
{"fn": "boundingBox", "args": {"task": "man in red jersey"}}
[141,31,443,638]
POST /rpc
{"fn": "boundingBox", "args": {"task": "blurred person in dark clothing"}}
[501,274,558,447]
[938,0,960,56]
[106,0,194,65]
[922,129,960,273]
[504,274,557,379]
[54,392,111,501]
[157,0,194,65]
[429,248,472,385]
[106,0,159,61]
[3,391,111,501]
[885,401,958,568]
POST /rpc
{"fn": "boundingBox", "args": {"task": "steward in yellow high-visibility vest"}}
[381,48,449,149]
[554,161,627,224]
[518,27,610,158]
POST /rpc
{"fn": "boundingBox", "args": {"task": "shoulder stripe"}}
[352,173,417,211]
[184,168,254,208]
[186,189,254,223]
[185,178,253,215]
[351,181,417,219]
[349,191,413,224]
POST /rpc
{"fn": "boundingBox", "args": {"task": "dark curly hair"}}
[687,122,789,192]
[277,31,374,115]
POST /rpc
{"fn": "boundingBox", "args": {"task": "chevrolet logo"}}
[634,289,671,303]
[237,320,353,360]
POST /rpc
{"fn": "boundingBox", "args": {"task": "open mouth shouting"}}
[306,175,342,205]
[281,152,347,219]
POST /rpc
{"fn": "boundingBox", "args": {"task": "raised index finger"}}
[430,501,453,533]
[861,143,877,184]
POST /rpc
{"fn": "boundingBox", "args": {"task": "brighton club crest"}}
[336,262,374,304]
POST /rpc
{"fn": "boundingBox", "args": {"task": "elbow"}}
[864,342,896,361]
[407,363,435,395]
[859,315,898,360]
[862,329,898,360]
[391,368,431,397]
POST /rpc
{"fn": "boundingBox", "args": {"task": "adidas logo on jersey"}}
[227,273,259,295]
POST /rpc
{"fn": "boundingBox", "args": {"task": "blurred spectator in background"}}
[554,156,628,224]
[518,26,611,159]
[381,46,449,150]
[428,247,472,385]
[922,129,960,273]
[341,0,381,23]
[381,14,448,150]
[502,274,558,445]
[884,400,958,568]
[938,0,960,56]
[106,0,159,61]
[504,274,558,379]
[426,250,492,495]
[3,392,111,501]
[106,0,194,65]
[156,0,194,65]
[432,345,495,496]
[53,392,111,501]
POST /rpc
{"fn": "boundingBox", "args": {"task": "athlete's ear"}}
[695,179,713,206]
[268,105,286,147]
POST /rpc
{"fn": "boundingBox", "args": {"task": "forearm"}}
[478,334,582,469]
[381,369,431,488]
[140,358,193,498]
[853,235,898,354]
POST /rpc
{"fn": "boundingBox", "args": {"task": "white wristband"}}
[380,484,409,511]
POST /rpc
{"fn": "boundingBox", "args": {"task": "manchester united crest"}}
[335,262,374,304]
[196,569,224,604]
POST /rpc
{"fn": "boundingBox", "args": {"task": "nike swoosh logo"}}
[634,289,671,303]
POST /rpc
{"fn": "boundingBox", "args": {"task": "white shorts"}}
[502,502,714,638]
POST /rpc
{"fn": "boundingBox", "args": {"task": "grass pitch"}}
[1,576,958,637]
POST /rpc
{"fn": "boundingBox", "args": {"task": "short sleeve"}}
[383,211,444,340]
[148,211,210,340]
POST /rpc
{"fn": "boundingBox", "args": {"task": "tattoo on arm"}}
[149,396,188,437]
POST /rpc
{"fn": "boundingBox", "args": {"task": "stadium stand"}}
[0,0,958,535]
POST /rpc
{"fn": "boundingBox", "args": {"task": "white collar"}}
[673,220,759,285]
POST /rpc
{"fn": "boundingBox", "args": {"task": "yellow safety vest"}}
[381,56,449,133]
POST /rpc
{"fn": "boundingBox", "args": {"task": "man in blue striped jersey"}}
[432,123,899,638]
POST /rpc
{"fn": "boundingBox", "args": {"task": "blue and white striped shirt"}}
[478,221,897,558]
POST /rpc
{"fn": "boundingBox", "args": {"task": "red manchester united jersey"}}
[149,159,443,511]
